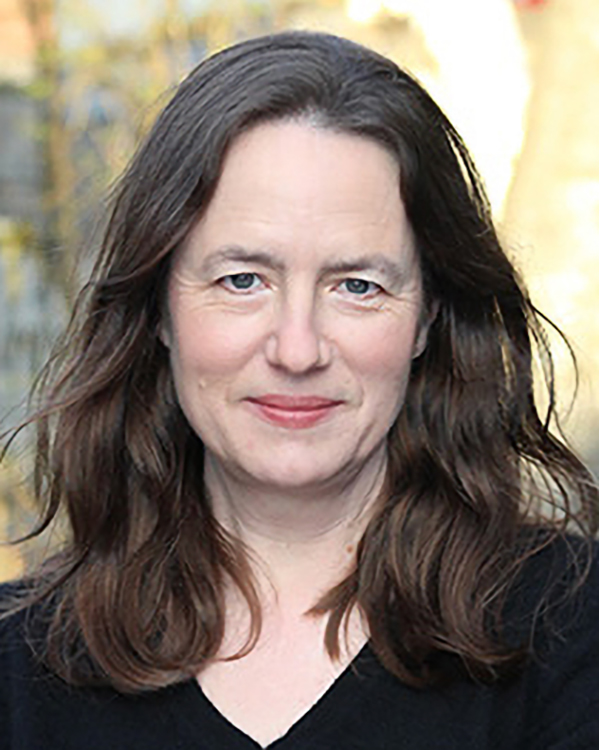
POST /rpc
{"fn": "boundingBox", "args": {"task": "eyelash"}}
[218,273,383,298]
[219,273,265,293]
[338,279,382,298]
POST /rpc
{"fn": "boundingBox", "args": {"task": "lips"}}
[248,395,343,410]
[245,394,344,428]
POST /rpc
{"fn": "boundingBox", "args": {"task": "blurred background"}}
[0,0,597,580]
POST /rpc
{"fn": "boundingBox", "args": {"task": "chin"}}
[238,449,355,493]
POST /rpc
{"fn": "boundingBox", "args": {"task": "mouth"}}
[245,394,344,429]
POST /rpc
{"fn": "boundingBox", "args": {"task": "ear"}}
[412,299,439,359]
[157,317,172,350]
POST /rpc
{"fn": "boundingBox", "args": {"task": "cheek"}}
[170,309,265,377]
[340,318,418,389]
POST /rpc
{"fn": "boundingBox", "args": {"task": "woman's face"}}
[163,120,429,492]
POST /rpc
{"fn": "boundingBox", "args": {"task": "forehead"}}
[214,119,400,213]
[180,119,416,269]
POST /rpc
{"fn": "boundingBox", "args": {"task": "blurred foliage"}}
[0,219,34,300]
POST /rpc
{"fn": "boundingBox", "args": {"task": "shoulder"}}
[503,530,598,648]
[0,580,42,679]
[0,581,193,750]
[0,578,66,701]
[499,532,598,748]
[0,580,45,745]
[0,580,32,644]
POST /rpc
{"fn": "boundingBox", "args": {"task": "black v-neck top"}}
[0,539,597,750]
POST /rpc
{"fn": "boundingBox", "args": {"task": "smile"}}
[245,395,344,429]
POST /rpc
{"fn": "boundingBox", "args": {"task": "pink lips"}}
[246,394,343,429]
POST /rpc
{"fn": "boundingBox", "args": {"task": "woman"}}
[0,31,597,749]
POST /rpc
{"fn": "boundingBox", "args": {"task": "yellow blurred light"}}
[346,0,381,24]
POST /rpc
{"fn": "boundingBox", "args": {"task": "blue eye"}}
[221,273,261,291]
[341,279,380,296]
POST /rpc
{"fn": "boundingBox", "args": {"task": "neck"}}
[204,446,387,604]
[205,446,386,542]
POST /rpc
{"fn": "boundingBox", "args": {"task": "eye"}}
[220,273,263,292]
[338,278,382,297]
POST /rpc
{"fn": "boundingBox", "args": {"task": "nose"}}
[265,291,332,374]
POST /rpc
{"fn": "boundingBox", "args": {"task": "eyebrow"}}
[324,255,407,285]
[200,246,408,284]
[200,246,286,275]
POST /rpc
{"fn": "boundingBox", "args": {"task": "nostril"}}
[265,326,331,373]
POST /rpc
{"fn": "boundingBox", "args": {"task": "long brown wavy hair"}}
[2,31,597,692]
